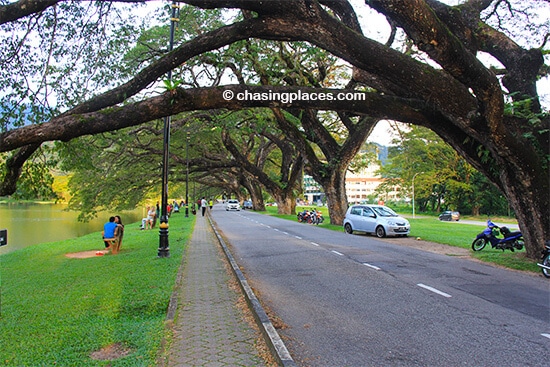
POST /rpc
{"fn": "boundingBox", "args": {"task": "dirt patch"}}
[90,342,133,361]
[65,250,108,259]
[380,236,471,257]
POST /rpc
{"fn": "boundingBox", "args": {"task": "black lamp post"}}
[158,1,179,258]
[185,130,189,218]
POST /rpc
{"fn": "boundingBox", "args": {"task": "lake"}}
[0,202,143,254]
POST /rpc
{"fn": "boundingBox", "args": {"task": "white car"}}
[225,199,241,211]
[343,205,410,237]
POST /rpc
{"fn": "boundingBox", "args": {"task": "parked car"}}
[343,205,410,237]
[225,199,241,211]
[242,200,253,209]
[438,211,460,221]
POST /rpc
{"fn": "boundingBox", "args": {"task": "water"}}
[0,202,143,254]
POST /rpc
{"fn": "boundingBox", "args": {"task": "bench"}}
[103,230,122,254]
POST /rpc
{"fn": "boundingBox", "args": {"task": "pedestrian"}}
[209,198,213,210]
[201,196,207,216]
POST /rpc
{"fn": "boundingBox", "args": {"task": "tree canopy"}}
[0,0,548,258]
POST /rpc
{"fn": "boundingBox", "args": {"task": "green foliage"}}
[56,130,163,221]
[377,126,509,216]
[1,146,59,201]
[0,2,145,130]
[0,214,194,366]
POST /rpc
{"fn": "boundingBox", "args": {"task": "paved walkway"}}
[164,214,267,367]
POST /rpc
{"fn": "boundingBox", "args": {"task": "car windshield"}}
[372,206,398,217]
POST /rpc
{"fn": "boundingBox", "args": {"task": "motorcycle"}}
[537,241,550,278]
[471,220,524,252]
[297,210,312,223]
[310,209,324,225]
[297,209,324,225]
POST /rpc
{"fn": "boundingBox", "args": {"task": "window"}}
[362,207,374,217]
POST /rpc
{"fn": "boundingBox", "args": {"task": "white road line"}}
[282,231,289,235]
[331,250,344,256]
[274,228,280,232]
[310,242,320,246]
[362,263,381,270]
[542,333,550,340]
[417,283,452,298]
[294,236,302,239]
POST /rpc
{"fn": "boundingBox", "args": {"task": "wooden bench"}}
[103,228,123,254]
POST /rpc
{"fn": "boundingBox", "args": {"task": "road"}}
[211,208,549,367]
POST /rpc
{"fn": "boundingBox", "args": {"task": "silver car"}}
[343,205,410,237]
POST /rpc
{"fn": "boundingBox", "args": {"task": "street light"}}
[412,171,424,219]
[158,1,179,258]
[185,130,189,218]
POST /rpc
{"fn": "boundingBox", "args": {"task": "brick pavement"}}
[164,213,266,367]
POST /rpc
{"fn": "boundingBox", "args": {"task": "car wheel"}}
[344,223,353,234]
[375,226,386,238]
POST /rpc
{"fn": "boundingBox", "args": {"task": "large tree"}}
[0,0,548,258]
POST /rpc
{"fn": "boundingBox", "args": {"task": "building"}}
[302,163,400,206]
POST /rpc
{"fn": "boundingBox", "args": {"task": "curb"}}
[207,216,297,367]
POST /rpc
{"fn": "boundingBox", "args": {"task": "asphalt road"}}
[211,207,549,367]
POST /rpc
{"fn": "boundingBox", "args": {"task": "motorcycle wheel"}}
[472,238,486,251]
[542,254,550,278]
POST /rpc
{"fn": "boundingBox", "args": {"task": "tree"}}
[378,125,510,215]
[0,0,548,259]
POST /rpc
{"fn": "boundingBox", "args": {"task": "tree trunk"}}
[241,174,265,211]
[500,162,549,259]
[273,193,296,215]
[321,169,349,225]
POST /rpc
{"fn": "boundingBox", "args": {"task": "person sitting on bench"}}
[102,216,118,250]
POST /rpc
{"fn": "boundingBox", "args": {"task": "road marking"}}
[363,263,381,270]
[310,242,320,246]
[274,228,280,232]
[294,236,302,239]
[542,333,550,340]
[331,250,344,256]
[282,231,289,235]
[417,283,452,298]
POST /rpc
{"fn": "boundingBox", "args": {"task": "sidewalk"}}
[163,214,267,367]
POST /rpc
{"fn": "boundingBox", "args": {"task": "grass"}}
[260,206,539,274]
[0,213,194,366]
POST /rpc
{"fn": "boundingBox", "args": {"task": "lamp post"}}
[158,1,179,258]
[412,172,424,219]
[185,130,189,218]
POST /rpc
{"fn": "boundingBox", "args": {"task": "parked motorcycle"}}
[537,241,550,278]
[310,209,324,225]
[297,209,324,225]
[297,210,312,223]
[471,220,524,252]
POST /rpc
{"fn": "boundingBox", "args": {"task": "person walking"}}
[201,197,207,216]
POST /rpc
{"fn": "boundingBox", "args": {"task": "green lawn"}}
[0,213,194,366]
[262,206,539,274]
